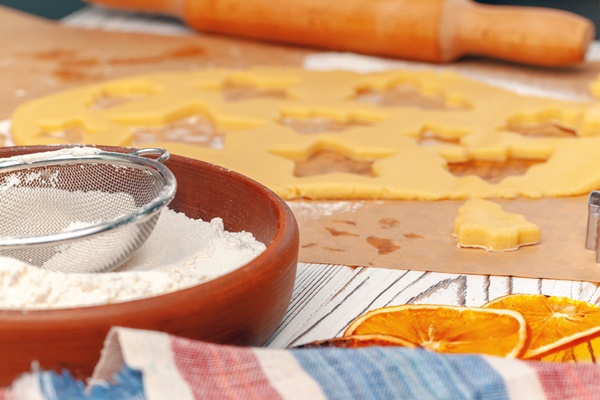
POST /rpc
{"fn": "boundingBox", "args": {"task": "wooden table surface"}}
[3,4,600,351]
[0,5,309,120]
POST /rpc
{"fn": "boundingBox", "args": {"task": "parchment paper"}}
[290,196,600,282]
[4,6,600,282]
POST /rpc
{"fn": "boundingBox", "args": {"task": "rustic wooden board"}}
[3,6,600,283]
[267,263,600,347]
[0,6,309,120]
[2,4,600,123]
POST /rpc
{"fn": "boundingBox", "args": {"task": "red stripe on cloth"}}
[170,336,283,400]
[530,362,600,399]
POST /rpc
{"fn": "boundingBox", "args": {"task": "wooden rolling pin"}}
[87,0,595,66]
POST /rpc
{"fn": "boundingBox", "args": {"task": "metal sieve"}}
[0,147,177,273]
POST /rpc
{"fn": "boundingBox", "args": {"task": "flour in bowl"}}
[1,147,102,164]
[0,208,266,309]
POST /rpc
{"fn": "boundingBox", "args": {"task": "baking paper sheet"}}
[290,196,600,282]
[4,10,600,282]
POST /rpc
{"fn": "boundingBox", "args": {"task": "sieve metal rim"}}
[0,147,177,249]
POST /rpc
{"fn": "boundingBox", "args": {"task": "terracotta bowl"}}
[0,145,299,386]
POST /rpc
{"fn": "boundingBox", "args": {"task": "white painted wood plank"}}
[488,276,511,304]
[465,275,489,306]
[511,276,542,295]
[570,281,600,302]
[269,263,600,349]
[541,279,585,298]
[265,263,357,347]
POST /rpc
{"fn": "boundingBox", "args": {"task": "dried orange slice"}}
[484,294,600,359]
[296,334,417,349]
[343,304,529,358]
[540,338,600,363]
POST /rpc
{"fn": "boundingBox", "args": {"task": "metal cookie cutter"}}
[586,191,600,262]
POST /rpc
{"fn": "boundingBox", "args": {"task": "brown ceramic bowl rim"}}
[0,145,298,319]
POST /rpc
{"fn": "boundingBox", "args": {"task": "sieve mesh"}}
[0,148,176,273]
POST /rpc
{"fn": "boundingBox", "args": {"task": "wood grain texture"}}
[268,263,600,348]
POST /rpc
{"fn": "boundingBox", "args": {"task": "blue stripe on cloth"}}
[37,365,145,400]
[292,347,510,400]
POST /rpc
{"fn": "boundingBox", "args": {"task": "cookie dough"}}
[592,73,600,99]
[10,68,600,199]
[454,198,541,251]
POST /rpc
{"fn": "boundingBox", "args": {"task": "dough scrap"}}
[453,198,541,251]
[10,68,600,200]
[592,73,600,100]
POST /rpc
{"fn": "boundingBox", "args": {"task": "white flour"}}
[0,186,137,239]
[0,147,264,309]
[0,147,102,164]
[286,200,367,219]
[0,208,266,309]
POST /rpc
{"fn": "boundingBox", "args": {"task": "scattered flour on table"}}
[286,200,367,220]
[0,208,266,309]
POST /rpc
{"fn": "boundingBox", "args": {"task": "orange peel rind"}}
[343,304,529,358]
[484,294,600,359]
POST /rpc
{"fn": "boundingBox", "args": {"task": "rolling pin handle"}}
[441,0,595,66]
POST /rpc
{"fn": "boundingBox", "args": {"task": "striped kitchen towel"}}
[4,327,600,400]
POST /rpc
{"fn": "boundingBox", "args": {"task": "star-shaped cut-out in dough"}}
[505,108,581,138]
[278,114,374,134]
[131,114,224,149]
[355,83,468,110]
[448,157,545,184]
[40,126,85,142]
[91,93,149,110]
[294,149,375,177]
[221,81,288,103]
[507,121,577,138]
[418,130,461,147]
[87,81,158,110]
[453,198,540,251]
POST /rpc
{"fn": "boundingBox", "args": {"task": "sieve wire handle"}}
[129,148,170,164]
